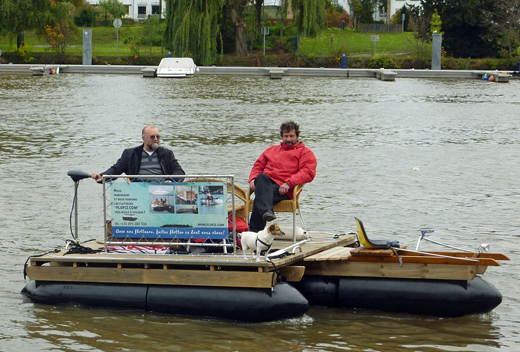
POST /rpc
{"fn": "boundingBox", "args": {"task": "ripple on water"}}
[1,74,519,352]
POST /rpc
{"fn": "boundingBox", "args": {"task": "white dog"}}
[241,224,285,262]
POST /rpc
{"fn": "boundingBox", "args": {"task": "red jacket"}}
[248,141,317,198]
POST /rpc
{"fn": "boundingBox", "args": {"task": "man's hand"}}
[249,179,256,192]
[279,182,290,195]
[91,173,103,183]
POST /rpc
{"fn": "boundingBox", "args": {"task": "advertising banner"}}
[109,180,228,240]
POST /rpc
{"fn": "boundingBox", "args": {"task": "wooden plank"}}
[348,255,500,266]
[350,248,395,257]
[279,266,305,282]
[26,266,276,289]
[29,234,358,272]
[327,247,355,260]
[320,247,352,260]
[302,261,478,281]
[304,247,347,261]
[269,234,357,266]
[399,251,510,261]
[304,247,354,261]
[31,253,270,268]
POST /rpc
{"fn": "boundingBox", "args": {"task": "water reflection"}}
[20,305,503,352]
[1,74,519,352]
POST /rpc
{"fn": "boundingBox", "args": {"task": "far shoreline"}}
[0,63,518,82]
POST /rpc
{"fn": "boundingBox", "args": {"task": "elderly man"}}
[248,120,317,232]
[91,125,185,182]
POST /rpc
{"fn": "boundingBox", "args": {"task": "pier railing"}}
[101,174,243,254]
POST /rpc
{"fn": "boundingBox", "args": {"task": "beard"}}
[147,142,159,151]
[284,140,296,146]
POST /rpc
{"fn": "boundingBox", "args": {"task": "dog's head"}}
[267,223,285,237]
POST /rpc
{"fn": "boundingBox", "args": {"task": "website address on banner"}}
[198,223,225,227]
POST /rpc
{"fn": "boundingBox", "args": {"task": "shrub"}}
[326,9,350,29]
[74,8,94,27]
[367,55,398,69]
[265,22,299,50]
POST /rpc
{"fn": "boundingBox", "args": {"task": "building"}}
[333,0,421,23]
[87,0,167,20]
[89,0,421,23]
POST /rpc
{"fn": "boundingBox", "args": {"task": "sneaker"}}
[262,210,276,222]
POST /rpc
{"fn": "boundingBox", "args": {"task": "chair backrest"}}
[246,183,305,220]
[354,217,400,249]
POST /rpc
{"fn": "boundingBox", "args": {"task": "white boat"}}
[155,58,198,78]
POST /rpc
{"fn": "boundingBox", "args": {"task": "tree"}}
[325,7,350,28]
[408,4,430,64]
[98,0,126,19]
[253,0,263,33]
[484,0,520,60]
[164,0,225,65]
[390,5,411,31]
[138,16,165,54]
[420,0,499,58]
[292,0,326,37]
[0,0,51,48]
[350,0,379,24]
[430,9,442,34]
[43,1,80,55]
[228,0,248,56]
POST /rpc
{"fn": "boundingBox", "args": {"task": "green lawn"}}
[0,26,164,56]
[299,29,430,58]
[0,26,428,59]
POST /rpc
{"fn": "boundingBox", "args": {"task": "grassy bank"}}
[299,29,421,57]
[0,26,518,70]
[0,26,162,57]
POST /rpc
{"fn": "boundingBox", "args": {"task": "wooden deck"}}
[300,246,508,281]
[26,233,357,289]
[25,232,510,288]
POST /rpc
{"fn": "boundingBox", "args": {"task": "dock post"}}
[83,29,92,65]
[432,33,442,70]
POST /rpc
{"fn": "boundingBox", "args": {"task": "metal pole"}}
[74,181,80,240]
[432,33,442,70]
[263,31,266,55]
[117,27,119,55]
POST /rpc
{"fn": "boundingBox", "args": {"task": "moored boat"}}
[155,58,198,78]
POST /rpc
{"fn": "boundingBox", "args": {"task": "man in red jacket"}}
[248,121,317,232]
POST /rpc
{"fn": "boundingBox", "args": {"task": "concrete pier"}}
[375,69,397,81]
[0,64,517,81]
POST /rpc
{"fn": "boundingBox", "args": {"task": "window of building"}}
[138,6,146,19]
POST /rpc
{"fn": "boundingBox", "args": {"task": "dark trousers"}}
[249,173,290,232]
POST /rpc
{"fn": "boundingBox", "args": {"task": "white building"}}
[333,0,421,22]
[89,0,421,23]
[87,0,167,20]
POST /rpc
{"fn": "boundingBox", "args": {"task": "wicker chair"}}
[246,183,306,242]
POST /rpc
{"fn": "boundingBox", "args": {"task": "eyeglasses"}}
[148,135,160,140]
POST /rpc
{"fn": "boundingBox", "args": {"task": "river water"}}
[0,73,519,351]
